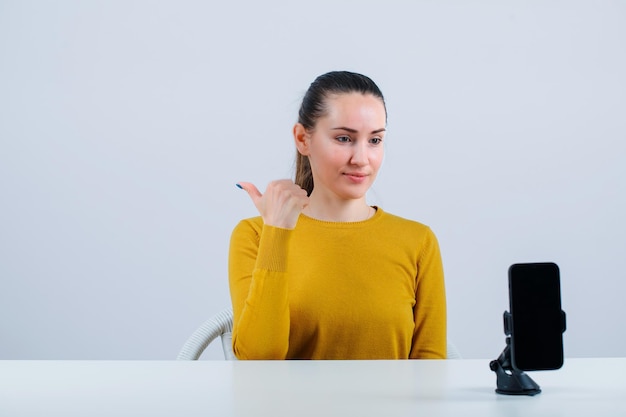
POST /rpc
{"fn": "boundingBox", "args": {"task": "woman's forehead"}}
[320,93,387,128]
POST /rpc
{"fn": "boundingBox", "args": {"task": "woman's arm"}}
[229,180,308,359]
[229,220,293,359]
[410,227,447,359]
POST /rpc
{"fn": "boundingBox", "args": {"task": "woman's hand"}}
[237,180,309,229]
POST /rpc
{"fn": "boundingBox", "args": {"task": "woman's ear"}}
[293,123,310,155]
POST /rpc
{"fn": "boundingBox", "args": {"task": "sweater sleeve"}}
[410,227,447,359]
[228,219,293,359]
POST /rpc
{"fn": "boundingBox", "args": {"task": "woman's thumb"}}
[236,182,262,207]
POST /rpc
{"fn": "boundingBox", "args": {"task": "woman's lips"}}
[344,173,368,183]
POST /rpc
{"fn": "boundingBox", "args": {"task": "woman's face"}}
[295,92,386,202]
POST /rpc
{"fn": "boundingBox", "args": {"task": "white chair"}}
[177,308,236,360]
[177,308,461,360]
[446,340,462,360]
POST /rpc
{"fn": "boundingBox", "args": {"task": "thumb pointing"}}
[236,182,263,208]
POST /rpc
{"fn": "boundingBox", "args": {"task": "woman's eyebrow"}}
[331,127,387,134]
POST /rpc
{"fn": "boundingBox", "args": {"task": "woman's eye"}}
[336,136,351,143]
[370,137,382,145]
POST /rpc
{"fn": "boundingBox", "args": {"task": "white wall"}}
[1,0,624,360]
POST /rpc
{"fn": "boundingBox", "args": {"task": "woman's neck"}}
[303,193,374,222]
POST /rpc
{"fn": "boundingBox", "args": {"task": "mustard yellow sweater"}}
[228,207,446,360]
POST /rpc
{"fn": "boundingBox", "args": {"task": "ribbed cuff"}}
[255,225,293,272]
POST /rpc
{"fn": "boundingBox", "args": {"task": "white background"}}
[1,0,624,360]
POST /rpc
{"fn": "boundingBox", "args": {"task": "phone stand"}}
[490,336,541,396]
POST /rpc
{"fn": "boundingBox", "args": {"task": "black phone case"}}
[508,262,565,371]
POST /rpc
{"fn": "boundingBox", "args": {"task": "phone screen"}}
[509,262,564,371]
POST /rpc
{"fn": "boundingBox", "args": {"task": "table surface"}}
[1,358,625,417]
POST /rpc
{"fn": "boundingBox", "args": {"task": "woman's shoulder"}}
[377,208,433,233]
[232,216,264,237]
[376,209,440,254]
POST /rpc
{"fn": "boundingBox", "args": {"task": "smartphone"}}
[508,262,565,371]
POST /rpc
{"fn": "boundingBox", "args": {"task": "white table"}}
[1,358,624,417]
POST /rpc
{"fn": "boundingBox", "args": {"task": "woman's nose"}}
[350,143,368,166]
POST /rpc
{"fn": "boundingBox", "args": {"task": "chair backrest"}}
[446,341,462,359]
[177,307,461,360]
[177,308,236,360]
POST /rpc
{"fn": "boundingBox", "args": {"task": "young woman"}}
[229,71,446,360]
